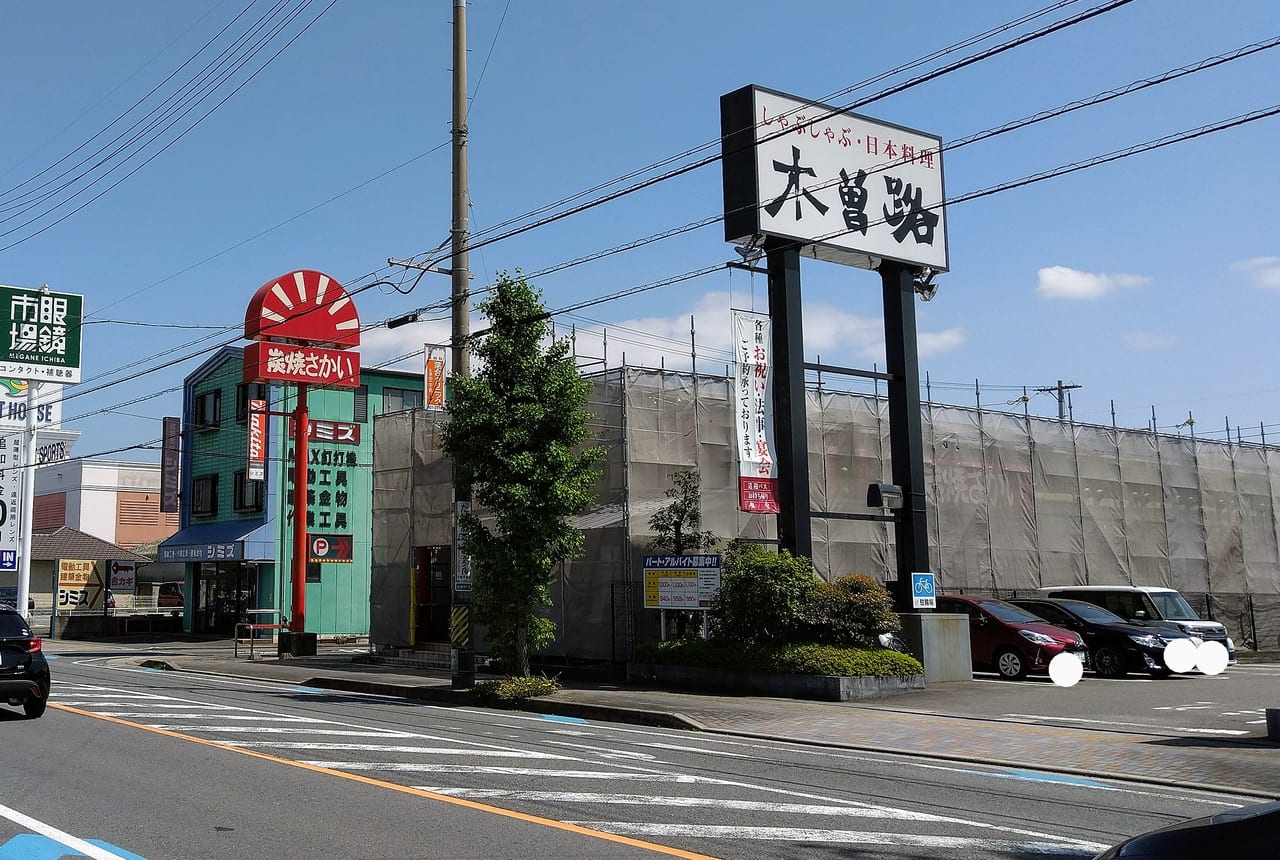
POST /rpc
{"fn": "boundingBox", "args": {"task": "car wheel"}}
[995,647,1027,680]
[1093,646,1128,678]
[23,694,47,719]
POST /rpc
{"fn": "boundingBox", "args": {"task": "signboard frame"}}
[642,554,722,610]
[721,84,948,273]
[0,285,84,383]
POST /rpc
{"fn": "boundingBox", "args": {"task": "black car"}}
[1094,799,1280,858]
[1013,598,1192,680]
[0,606,50,718]
[1009,597,1193,678]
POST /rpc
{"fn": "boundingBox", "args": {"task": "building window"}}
[194,389,222,432]
[235,382,267,423]
[383,386,423,414]
[233,470,263,513]
[353,385,368,423]
[192,474,218,517]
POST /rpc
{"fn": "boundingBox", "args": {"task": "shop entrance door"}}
[197,564,258,635]
[414,545,451,643]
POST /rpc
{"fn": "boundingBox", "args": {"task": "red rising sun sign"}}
[244,269,361,348]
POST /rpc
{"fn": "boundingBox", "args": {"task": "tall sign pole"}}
[243,269,361,653]
[720,85,947,606]
[450,0,475,689]
[882,263,931,610]
[0,284,84,622]
[291,384,309,632]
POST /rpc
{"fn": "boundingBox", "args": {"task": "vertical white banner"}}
[733,311,780,513]
[0,432,23,571]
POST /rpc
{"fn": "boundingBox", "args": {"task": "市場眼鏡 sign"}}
[0,285,83,383]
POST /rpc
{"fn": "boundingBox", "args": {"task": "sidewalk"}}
[113,643,1280,800]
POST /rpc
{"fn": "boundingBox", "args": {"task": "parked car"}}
[937,594,1089,680]
[158,581,184,608]
[1093,798,1280,858]
[1009,597,1194,678]
[0,606,50,719]
[1038,585,1236,663]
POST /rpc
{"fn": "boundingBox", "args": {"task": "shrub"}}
[804,574,901,647]
[473,675,561,702]
[632,639,923,677]
[708,542,820,645]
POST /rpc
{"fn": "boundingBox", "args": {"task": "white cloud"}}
[1121,330,1175,351]
[566,289,966,370]
[361,288,968,378]
[1231,257,1280,290]
[1036,265,1150,300]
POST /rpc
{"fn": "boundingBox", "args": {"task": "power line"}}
[0,0,339,253]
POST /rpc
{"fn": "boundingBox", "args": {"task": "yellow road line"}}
[51,703,722,860]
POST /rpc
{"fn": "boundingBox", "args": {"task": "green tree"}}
[708,541,820,646]
[440,272,603,676]
[648,470,718,554]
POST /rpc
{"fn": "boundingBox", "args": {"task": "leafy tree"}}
[708,541,820,646]
[648,470,718,554]
[441,272,603,676]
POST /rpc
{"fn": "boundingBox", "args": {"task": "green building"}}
[160,346,422,636]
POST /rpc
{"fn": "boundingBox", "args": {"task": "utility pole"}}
[1036,379,1081,421]
[449,0,475,689]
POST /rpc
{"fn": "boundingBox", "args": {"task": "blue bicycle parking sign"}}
[910,571,936,609]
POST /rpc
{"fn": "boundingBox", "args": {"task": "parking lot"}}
[866,660,1280,739]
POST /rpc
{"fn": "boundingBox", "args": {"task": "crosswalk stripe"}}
[86,713,321,721]
[302,762,703,780]
[222,743,569,758]
[570,823,1107,854]
[144,726,417,736]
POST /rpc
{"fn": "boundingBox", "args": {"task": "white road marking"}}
[145,725,417,736]
[414,788,1020,822]
[221,742,570,758]
[302,762,700,780]
[543,740,657,760]
[630,742,753,758]
[0,801,134,860]
[1003,713,1248,735]
[89,712,322,721]
[570,823,1106,854]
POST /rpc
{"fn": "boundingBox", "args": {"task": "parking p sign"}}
[910,572,936,609]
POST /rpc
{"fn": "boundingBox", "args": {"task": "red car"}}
[937,594,1089,680]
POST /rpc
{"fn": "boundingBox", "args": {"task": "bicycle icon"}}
[911,573,935,597]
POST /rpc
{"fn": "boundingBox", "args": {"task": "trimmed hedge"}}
[633,639,923,678]
[473,675,561,702]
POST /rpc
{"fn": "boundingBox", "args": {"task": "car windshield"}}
[981,601,1044,624]
[0,613,30,637]
[1065,602,1125,624]
[1149,592,1200,621]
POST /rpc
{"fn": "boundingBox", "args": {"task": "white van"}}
[1037,585,1236,663]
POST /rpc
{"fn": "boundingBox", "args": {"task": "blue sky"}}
[2,0,1278,459]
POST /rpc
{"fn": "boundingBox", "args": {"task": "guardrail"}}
[235,610,288,660]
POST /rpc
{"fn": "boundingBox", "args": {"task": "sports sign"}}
[308,533,353,564]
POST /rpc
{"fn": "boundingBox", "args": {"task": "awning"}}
[158,520,270,563]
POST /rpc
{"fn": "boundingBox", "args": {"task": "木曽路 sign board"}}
[721,85,947,273]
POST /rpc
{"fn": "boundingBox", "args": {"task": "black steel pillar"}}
[881,262,931,610]
[766,241,812,559]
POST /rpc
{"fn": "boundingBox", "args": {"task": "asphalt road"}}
[0,649,1263,860]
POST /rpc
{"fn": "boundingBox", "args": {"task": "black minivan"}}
[0,607,50,718]
[1010,597,1192,678]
